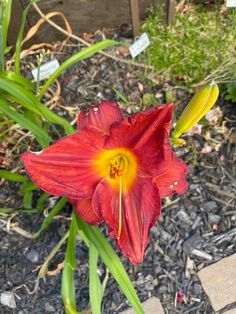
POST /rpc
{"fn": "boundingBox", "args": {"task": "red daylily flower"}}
[21,101,188,264]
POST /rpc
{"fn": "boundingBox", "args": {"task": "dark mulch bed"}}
[0,36,236,314]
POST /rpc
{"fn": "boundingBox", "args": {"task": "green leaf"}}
[23,191,33,209]
[2,0,12,51]
[74,218,89,248]
[36,192,50,212]
[225,82,236,103]
[89,242,103,314]
[0,169,28,182]
[142,93,160,108]
[33,197,67,238]
[23,108,44,129]
[0,99,51,147]
[39,40,120,99]
[165,89,176,103]
[61,213,79,314]
[14,3,31,74]
[0,78,74,135]
[0,70,35,92]
[75,216,144,314]
[19,181,38,193]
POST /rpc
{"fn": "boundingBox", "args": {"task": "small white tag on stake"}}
[129,32,150,59]
[226,0,236,7]
[31,59,60,81]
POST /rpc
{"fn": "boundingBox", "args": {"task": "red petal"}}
[107,103,174,177]
[78,100,124,134]
[93,176,161,264]
[155,157,189,198]
[72,199,102,225]
[21,127,107,199]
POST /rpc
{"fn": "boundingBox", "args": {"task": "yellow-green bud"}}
[172,82,219,142]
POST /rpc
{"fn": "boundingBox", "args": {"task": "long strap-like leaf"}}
[75,215,144,314]
[0,99,51,147]
[0,78,74,135]
[38,40,120,99]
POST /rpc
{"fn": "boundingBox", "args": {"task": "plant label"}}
[129,32,150,59]
[31,59,60,81]
[226,0,236,7]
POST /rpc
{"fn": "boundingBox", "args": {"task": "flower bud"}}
[172,82,219,142]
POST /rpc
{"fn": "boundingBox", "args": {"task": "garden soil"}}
[0,38,236,314]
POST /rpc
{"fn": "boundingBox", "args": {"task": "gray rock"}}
[145,283,154,291]
[201,201,218,211]
[154,265,162,274]
[145,274,153,282]
[193,283,202,295]
[26,249,39,264]
[191,216,202,230]
[183,234,203,254]
[0,291,16,309]
[177,210,192,225]
[158,285,168,294]
[45,301,56,312]
[207,213,221,224]
[150,226,160,239]
[159,228,171,241]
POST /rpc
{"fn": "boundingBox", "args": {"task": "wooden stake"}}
[167,0,176,25]
[130,0,140,37]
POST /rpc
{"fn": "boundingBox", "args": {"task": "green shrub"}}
[142,4,236,86]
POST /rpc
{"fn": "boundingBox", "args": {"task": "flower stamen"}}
[118,176,123,240]
[109,155,128,179]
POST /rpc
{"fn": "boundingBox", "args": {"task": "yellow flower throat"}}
[93,147,137,238]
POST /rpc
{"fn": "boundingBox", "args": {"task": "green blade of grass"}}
[0,99,51,147]
[75,216,144,314]
[89,242,103,314]
[112,86,130,105]
[0,207,39,214]
[36,192,50,212]
[33,197,67,238]
[0,169,28,182]
[61,213,80,314]
[0,78,74,135]
[38,40,120,99]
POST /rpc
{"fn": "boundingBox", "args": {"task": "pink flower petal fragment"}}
[93,176,161,264]
[78,100,124,134]
[155,157,189,198]
[21,127,107,199]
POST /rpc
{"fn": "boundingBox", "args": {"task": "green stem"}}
[38,230,69,280]
[0,4,5,72]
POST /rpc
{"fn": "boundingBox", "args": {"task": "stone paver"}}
[198,253,236,312]
[225,309,236,314]
[120,296,165,314]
